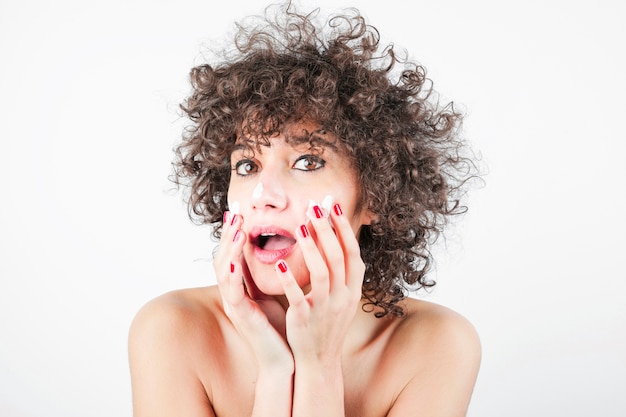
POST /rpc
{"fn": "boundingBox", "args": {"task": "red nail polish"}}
[313,205,323,219]
[300,224,309,238]
[333,203,343,216]
[233,230,240,242]
[278,261,288,273]
[230,262,235,273]
[230,213,237,226]
[223,211,228,224]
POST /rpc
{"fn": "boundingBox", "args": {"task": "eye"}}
[293,154,326,171]
[234,159,259,176]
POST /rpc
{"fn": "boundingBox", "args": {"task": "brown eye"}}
[293,155,325,171]
[234,159,258,176]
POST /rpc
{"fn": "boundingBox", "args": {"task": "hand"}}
[213,211,293,371]
[276,202,365,364]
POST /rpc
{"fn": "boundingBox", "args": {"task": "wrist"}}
[291,358,345,417]
[294,356,343,380]
[253,365,294,417]
[293,348,343,370]
[257,354,295,377]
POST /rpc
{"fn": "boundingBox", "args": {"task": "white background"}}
[1,0,625,416]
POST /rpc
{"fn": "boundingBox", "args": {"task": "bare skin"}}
[130,287,480,417]
[128,126,481,416]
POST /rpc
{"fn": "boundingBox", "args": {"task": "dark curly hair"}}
[173,2,478,317]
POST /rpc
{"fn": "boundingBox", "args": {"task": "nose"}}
[250,172,288,211]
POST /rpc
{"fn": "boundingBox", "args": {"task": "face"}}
[227,122,373,295]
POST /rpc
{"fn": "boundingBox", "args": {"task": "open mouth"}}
[253,233,297,251]
[249,227,297,264]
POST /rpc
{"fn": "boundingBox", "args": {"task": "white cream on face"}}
[229,200,240,215]
[252,182,264,200]
[321,194,334,213]
[306,194,334,221]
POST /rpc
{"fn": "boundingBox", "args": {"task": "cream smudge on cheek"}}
[306,195,334,220]
[321,194,334,213]
[228,201,240,214]
[252,182,263,200]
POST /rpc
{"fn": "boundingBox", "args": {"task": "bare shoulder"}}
[130,286,221,322]
[392,298,481,356]
[128,286,228,366]
[382,298,481,417]
[129,286,222,345]
[128,286,224,417]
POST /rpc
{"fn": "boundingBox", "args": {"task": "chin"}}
[245,258,310,297]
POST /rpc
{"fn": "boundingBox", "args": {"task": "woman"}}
[129,3,481,416]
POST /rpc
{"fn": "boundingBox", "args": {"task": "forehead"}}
[234,121,340,154]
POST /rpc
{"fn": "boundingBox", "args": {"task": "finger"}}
[223,260,247,306]
[276,260,308,315]
[222,201,241,230]
[223,261,269,326]
[223,261,279,342]
[308,203,346,292]
[330,202,365,294]
[295,222,330,300]
[241,258,265,300]
[223,211,244,236]
[215,215,246,288]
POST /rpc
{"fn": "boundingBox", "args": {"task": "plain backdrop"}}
[1,0,625,416]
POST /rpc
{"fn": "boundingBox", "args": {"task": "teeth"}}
[260,233,277,237]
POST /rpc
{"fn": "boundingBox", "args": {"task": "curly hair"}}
[173,2,477,317]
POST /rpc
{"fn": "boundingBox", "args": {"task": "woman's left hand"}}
[275,202,365,365]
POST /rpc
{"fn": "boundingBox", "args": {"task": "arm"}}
[291,359,345,417]
[217,211,294,417]
[277,202,364,417]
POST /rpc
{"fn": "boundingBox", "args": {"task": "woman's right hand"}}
[213,210,294,373]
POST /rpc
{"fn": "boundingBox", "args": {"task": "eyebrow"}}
[230,143,257,161]
[286,129,339,152]
[231,129,338,154]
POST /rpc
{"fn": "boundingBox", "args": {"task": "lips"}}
[249,226,297,264]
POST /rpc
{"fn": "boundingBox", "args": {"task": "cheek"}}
[226,184,248,208]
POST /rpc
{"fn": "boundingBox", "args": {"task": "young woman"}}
[129,3,481,416]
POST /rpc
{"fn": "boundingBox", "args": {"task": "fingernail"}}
[223,211,229,224]
[233,230,240,242]
[230,214,238,226]
[313,205,323,219]
[333,203,343,216]
[299,224,309,238]
[230,262,235,273]
[277,260,288,273]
